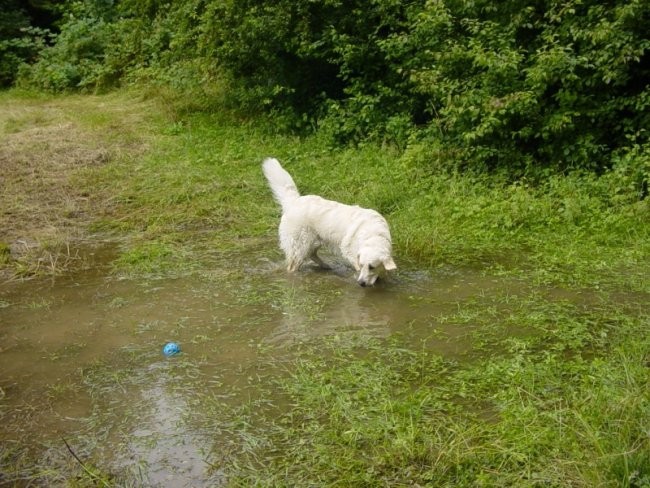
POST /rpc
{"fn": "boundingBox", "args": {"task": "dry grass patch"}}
[0,92,156,279]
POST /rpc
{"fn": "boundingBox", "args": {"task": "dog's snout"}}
[358,280,367,287]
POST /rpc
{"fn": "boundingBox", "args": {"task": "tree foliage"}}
[0,0,59,86]
[6,0,650,176]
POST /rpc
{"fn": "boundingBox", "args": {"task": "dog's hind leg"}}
[280,227,313,272]
[310,250,331,270]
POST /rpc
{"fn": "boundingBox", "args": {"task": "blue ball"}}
[163,342,181,357]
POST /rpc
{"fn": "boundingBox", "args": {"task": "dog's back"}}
[285,195,383,244]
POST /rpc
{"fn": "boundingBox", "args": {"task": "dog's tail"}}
[262,158,300,212]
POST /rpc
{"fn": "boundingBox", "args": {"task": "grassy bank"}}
[2,89,648,290]
[88,103,650,294]
[1,90,648,486]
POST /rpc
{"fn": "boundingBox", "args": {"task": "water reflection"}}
[0,249,514,485]
[118,363,224,487]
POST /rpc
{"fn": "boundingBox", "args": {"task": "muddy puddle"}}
[1,245,522,486]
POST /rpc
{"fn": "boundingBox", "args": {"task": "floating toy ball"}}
[163,342,181,357]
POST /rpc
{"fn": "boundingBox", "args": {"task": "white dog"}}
[262,158,396,286]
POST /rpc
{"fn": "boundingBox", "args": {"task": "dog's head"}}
[355,248,396,287]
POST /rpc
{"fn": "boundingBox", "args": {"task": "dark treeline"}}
[2,0,649,179]
[0,0,61,86]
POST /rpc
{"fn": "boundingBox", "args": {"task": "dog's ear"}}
[383,257,397,271]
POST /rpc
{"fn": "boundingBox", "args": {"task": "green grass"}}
[218,303,649,487]
[1,89,649,486]
[76,100,650,289]
[66,91,650,485]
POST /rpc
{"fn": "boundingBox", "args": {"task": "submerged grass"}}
[1,89,649,485]
[222,305,649,487]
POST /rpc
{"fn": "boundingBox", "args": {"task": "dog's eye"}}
[369,265,375,270]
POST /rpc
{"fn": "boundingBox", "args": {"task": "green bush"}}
[20,17,109,90]
[0,1,54,87]
[199,0,421,135]
[12,0,650,176]
[199,0,649,172]
[18,0,147,92]
[407,0,650,172]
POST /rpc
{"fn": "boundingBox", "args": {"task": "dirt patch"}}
[0,94,153,280]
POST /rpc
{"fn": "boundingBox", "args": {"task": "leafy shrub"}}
[12,0,650,176]
[406,0,650,173]
[197,0,648,173]
[0,1,54,87]
[20,17,109,91]
[199,0,421,136]
[18,0,150,92]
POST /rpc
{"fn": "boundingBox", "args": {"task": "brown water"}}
[0,246,516,486]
